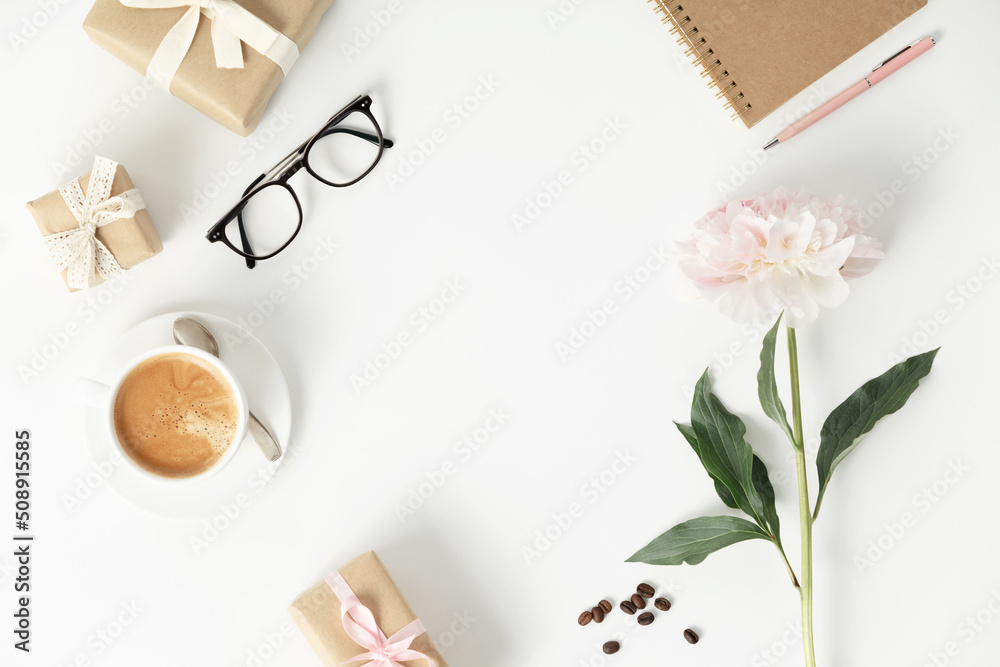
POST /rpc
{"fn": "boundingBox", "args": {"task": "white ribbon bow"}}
[43,156,146,290]
[118,0,300,91]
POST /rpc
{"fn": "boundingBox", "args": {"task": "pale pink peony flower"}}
[676,188,883,326]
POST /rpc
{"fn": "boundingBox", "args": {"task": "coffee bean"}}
[602,641,620,655]
[684,628,700,644]
[592,606,605,623]
[637,583,655,598]
[578,610,593,626]
[630,593,646,610]
[654,597,671,611]
[619,600,637,615]
[637,612,654,626]
[599,599,612,614]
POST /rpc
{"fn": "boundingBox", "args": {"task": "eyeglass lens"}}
[306,109,383,186]
[226,183,300,259]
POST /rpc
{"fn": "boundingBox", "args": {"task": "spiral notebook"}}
[652,0,928,128]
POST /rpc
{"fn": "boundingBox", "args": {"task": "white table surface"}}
[2,0,999,665]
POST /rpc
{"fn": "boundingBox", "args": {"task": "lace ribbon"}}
[324,572,437,667]
[43,156,145,290]
[119,0,300,91]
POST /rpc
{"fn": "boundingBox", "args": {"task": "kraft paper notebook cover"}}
[652,0,928,128]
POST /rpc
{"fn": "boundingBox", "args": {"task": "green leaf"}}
[675,421,738,510]
[683,371,781,542]
[689,371,766,527]
[676,419,781,547]
[814,348,939,518]
[757,313,795,446]
[627,515,771,566]
[752,454,782,549]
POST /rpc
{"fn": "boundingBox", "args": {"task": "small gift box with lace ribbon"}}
[26,156,161,292]
[83,0,335,136]
[289,551,449,667]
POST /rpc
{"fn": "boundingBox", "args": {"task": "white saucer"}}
[80,311,292,520]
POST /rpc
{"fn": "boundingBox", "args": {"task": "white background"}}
[2,0,999,665]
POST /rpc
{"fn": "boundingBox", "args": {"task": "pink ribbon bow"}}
[324,572,436,667]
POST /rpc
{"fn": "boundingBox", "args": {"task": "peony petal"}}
[839,234,883,278]
[813,217,839,247]
[762,218,801,262]
[808,237,856,276]
[676,188,879,326]
[804,272,850,309]
[717,281,760,323]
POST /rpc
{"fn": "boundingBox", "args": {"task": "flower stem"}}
[787,327,817,667]
[775,541,800,589]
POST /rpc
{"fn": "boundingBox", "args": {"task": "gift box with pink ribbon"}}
[83,0,335,136]
[26,155,162,292]
[289,551,448,667]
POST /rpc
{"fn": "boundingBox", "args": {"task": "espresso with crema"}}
[113,352,239,478]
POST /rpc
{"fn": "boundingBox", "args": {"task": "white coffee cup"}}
[74,345,249,483]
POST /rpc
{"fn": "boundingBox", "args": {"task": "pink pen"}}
[763,36,936,150]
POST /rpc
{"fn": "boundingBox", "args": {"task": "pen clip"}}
[872,46,910,71]
[872,38,926,71]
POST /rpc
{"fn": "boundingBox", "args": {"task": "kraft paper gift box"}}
[83,0,335,136]
[26,156,162,292]
[289,551,449,667]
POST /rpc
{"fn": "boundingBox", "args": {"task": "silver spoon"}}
[172,317,282,462]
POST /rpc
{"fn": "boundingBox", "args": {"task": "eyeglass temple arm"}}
[316,126,394,149]
[236,173,267,270]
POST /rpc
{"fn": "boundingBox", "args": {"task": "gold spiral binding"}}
[691,48,715,66]
[652,1,750,123]
[668,16,692,34]
[683,38,706,56]
[707,69,729,86]
[714,81,737,98]
[731,103,752,120]
[698,59,722,76]
[721,92,744,110]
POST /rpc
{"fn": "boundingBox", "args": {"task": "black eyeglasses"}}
[206,94,393,268]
